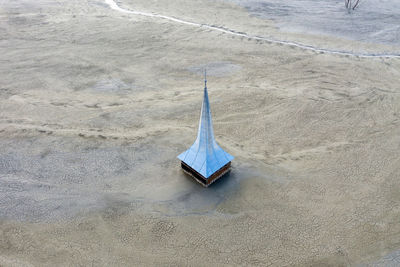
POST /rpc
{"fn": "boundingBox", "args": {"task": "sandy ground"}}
[1,0,400,266]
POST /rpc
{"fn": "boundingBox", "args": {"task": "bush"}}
[345,0,361,10]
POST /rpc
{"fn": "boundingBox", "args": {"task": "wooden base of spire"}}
[180,161,231,187]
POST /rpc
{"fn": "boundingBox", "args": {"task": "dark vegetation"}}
[345,0,361,11]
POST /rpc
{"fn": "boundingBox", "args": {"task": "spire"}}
[196,77,215,150]
[204,69,207,89]
[177,74,234,179]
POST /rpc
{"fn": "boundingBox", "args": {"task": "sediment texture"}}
[0,0,399,266]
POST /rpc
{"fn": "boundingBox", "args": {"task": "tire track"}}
[0,121,191,141]
[104,0,400,59]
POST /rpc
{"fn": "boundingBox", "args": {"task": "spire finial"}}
[204,69,207,89]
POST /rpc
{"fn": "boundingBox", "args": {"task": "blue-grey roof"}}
[178,84,234,179]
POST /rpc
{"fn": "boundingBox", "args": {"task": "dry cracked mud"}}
[0,0,400,266]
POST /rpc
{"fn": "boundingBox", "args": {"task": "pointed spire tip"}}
[204,69,207,89]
